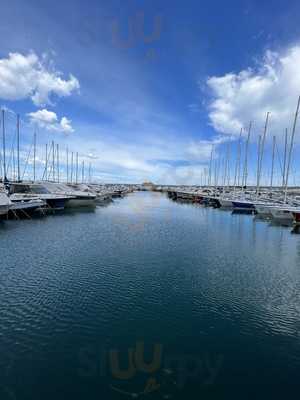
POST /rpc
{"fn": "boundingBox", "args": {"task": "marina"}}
[2,1,300,396]
[1,190,300,399]
[2,179,300,232]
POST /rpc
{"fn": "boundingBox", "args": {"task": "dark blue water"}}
[1,191,300,399]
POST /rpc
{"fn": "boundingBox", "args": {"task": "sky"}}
[1,0,300,185]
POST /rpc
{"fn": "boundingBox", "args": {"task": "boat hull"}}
[219,199,233,208]
[0,204,10,216]
[0,193,11,216]
[9,199,46,218]
[65,198,96,208]
[232,201,255,212]
[46,198,68,210]
[270,208,294,222]
[254,205,273,218]
[292,211,300,225]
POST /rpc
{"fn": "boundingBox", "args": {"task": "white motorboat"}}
[9,198,45,212]
[269,206,295,223]
[254,204,275,218]
[0,185,11,216]
[42,182,96,208]
[219,198,233,208]
[9,182,73,210]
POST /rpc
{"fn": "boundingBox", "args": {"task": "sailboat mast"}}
[66,147,69,183]
[45,143,48,181]
[270,135,276,192]
[70,152,74,183]
[33,129,37,182]
[75,152,78,184]
[242,121,252,189]
[284,95,300,203]
[208,147,213,187]
[256,112,270,198]
[223,144,229,192]
[82,160,85,183]
[234,128,242,192]
[52,141,55,182]
[282,128,288,187]
[2,109,7,182]
[17,114,20,182]
[256,135,262,198]
[57,144,59,183]
[213,156,217,189]
[227,143,231,187]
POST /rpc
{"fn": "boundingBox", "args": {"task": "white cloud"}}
[28,109,74,133]
[0,52,79,106]
[206,45,300,140]
[42,122,225,184]
[186,135,233,160]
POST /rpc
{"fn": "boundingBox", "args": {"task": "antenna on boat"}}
[2,109,7,183]
[284,95,300,203]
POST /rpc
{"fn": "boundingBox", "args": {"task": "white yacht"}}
[9,198,45,214]
[9,182,73,210]
[42,182,96,208]
[219,198,234,208]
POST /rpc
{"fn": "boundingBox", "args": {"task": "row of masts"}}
[1,110,93,184]
[203,95,300,202]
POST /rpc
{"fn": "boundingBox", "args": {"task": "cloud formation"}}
[207,45,300,140]
[0,52,79,106]
[28,109,74,133]
[47,122,226,184]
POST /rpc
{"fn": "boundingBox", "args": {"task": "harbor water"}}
[1,191,300,399]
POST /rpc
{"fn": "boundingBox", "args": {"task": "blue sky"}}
[1,0,300,184]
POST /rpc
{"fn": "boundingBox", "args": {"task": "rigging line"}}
[6,126,17,178]
[42,142,54,181]
[275,141,284,181]
[22,138,34,180]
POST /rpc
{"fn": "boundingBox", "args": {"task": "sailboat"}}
[231,122,256,212]
[268,96,300,223]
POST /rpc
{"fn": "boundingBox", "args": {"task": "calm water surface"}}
[1,191,300,399]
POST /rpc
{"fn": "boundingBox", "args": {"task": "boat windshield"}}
[30,186,51,194]
[10,184,31,194]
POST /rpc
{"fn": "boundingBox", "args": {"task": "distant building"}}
[142,181,156,191]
